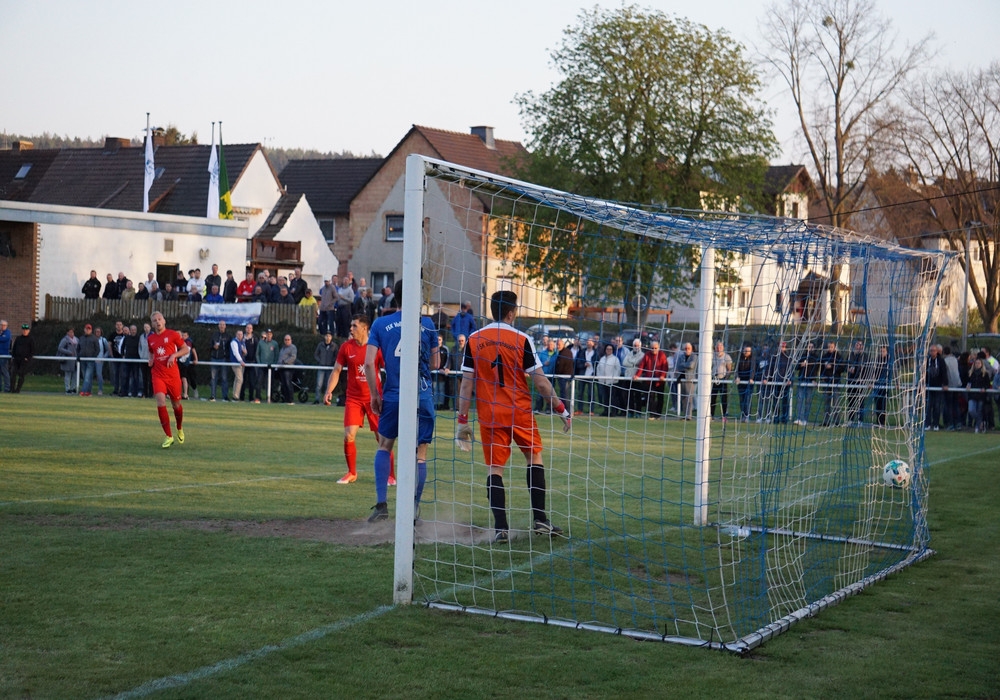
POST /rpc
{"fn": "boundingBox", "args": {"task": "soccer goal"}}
[391,153,951,653]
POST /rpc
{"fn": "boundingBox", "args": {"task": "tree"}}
[517,5,775,208]
[159,124,197,145]
[508,5,776,320]
[890,64,1000,332]
[761,0,930,328]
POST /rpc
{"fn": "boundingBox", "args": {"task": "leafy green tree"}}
[516,4,776,208]
[504,5,776,319]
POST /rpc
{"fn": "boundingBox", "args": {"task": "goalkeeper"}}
[456,291,571,544]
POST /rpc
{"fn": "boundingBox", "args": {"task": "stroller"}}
[271,361,310,404]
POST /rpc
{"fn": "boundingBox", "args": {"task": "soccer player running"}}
[147,311,189,448]
[456,291,572,544]
[324,314,396,486]
[365,279,439,522]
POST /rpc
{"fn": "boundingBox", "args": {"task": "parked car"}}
[610,325,675,349]
[967,332,1000,349]
[525,324,577,344]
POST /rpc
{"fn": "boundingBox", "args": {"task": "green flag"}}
[218,125,233,220]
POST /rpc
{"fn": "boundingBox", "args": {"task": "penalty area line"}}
[103,605,395,700]
[104,535,579,698]
[0,472,334,508]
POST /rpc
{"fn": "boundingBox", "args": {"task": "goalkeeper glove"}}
[455,414,473,451]
[553,401,572,433]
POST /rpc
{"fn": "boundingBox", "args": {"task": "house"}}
[280,157,383,274]
[851,169,992,328]
[661,164,848,328]
[0,137,338,321]
[345,125,535,316]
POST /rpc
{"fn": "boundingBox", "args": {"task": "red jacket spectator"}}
[636,348,669,389]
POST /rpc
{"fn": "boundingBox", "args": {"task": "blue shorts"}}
[378,394,435,444]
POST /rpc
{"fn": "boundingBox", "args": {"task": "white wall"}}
[232,150,284,235]
[0,201,249,319]
[270,196,340,293]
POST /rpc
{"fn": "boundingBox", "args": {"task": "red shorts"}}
[479,423,542,468]
[152,372,182,401]
[344,397,379,433]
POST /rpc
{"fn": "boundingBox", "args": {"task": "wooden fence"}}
[44,296,319,332]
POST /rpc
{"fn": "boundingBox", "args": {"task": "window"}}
[852,284,865,307]
[156,263,178,289]
[719,288,735,308]
[738,288,751,309]
[318,219,335,244]
[791,201,799,218]
[385,215,404,241]
[938,285,952,307]
[371,272,394,291]
[15,164,31,179]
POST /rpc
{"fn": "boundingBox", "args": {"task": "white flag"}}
[143,117,155,213]
[207,123,219,218]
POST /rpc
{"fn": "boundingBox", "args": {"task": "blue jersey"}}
[368,311,437,402]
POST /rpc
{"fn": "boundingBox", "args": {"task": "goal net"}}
[391,154,949,652]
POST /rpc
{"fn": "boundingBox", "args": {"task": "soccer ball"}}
[883,459,911,488]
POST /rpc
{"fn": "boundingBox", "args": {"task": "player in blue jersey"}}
[364,279,439,522]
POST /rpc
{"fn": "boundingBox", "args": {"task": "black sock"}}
[487,473,508,531]
[526,465,546,524]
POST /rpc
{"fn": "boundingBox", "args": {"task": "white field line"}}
[104,606,395,700]
[102,539,580,699]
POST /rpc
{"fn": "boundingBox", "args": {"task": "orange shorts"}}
[479,423,542,468]
[344,397,379,433]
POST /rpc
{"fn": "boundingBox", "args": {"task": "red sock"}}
[344,439,357,476]
[389,450,396,480]
[173,403,183,430]
[158,405,172,437]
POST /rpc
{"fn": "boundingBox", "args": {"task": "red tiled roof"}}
[407,125,528,176]
[862,170,959,249]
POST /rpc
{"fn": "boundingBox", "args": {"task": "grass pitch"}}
[1,391,998,699]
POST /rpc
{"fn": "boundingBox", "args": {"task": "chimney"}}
[152,127,167,148]
[103,137,131,153]
[12,140,34,152]
[471,126,495,150]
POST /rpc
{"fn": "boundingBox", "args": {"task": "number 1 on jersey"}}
[491,353,505,388]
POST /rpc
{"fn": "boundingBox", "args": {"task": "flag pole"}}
[207,121,219,218]
[143,112,154,213]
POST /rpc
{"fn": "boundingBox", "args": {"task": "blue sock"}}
[415,460,427,505]
[374,449,391,503]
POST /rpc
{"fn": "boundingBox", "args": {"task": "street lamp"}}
[962,220,982,352]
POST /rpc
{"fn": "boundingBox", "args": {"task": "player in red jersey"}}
[324,314,395,485]
[456,291,571,543]
[147,311,190,448]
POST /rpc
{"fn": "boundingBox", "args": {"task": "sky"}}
[2,0,998,163]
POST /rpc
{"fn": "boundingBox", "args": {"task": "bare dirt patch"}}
[16,513,487,547]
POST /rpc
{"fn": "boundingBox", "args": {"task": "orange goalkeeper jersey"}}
[462,322,542,428]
